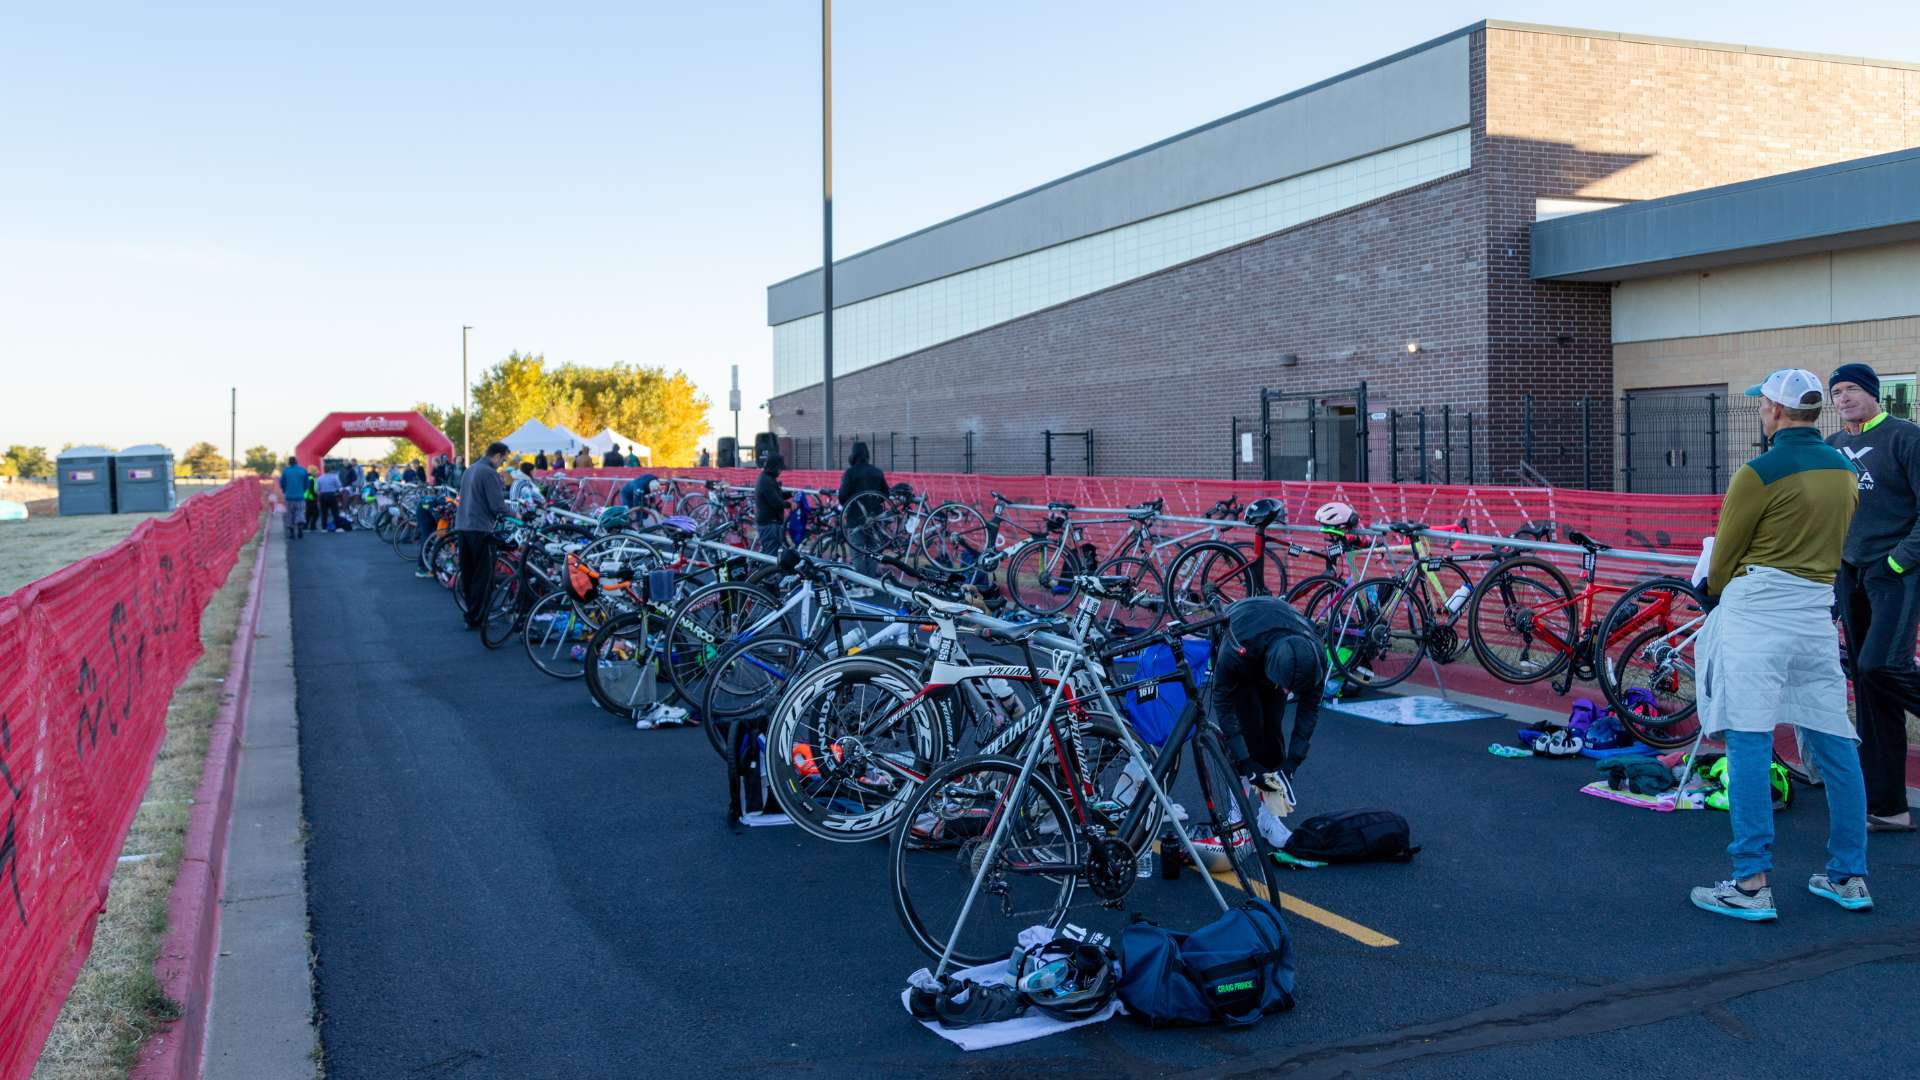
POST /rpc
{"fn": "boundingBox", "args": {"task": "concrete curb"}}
[130,528,270,1080]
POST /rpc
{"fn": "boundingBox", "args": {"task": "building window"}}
[771,127,1472,396]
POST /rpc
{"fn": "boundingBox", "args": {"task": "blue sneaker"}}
[1808,874,1873,911]
[1690,880,1776,921]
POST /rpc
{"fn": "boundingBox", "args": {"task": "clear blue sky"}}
[2,2,1914,459]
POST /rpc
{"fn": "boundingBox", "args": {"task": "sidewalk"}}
[204,527,318,1078]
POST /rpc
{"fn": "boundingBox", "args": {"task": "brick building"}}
[765,21,1920,484]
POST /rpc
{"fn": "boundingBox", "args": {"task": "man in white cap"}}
[1690,368,1873,920]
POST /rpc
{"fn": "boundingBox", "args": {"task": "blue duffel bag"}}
[1116,898,1295,1026]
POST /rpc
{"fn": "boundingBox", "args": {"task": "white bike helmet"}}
[1313,501,1358,529]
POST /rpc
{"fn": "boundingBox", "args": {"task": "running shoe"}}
[1689,880,1776,921]
[1808,874,1873,911]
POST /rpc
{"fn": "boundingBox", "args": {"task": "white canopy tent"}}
[584,428,650,463]
[500,419,588,456]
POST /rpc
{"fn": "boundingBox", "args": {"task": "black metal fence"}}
[777,431,1097,476]
[1386,405,1487,485]
[1621,394,1913,494]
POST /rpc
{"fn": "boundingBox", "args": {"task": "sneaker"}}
[1808,874,1873,911]
[1690,880,1776,921]
[639,703,691,727]
[634,715,656,731]
[414,569,434,578]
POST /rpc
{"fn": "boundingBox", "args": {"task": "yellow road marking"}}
[1207,867,1400,948]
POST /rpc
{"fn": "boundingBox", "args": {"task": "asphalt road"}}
[293,530,1920,1079]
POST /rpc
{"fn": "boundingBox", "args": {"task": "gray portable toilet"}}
[115,444,177,513]
[56,446,116,516]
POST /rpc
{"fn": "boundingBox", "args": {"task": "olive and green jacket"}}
[1707,426,1858,596]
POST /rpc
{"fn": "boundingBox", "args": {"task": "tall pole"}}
[229,387,236,480]
[461,325,472,463]
[820,0,834,463]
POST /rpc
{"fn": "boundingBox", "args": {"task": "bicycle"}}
[1465,529,1705,746]
[884,591,1270,969]
[1160,498,1292,620]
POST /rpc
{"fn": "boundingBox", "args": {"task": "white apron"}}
[1695,566,1855,740]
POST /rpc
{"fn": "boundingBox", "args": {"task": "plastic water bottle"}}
[1136,850,1153,879]
[1444,584,1472,615]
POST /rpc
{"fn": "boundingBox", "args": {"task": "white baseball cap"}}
[1745,368,1826,408]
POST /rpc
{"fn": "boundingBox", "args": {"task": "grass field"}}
[32,524,263,1079]
[0,514,171,596]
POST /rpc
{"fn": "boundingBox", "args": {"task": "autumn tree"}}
[243,445,279,476]
[181,442,228,477]
[453,352,710,466]
[4,445,56,479]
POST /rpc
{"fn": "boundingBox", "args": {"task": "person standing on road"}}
[698,447,711,468]
[602,445,623,468]
[455,442,511,630]
[755,453,790,553]
[534,449,549,473]
[278,457,310,522]
[839,440,888,578]
[1828,362,1920,833]
[315,467,343,532]
[1210,593,1325,850]
[1691,368,1871,921]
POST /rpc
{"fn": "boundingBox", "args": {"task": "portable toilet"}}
[115,444,178,513]
[56,446,116,515]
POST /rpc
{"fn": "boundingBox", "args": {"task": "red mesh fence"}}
[0,480,264,1080]
[560,467,1719,585]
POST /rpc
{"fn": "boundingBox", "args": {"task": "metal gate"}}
[1260,383,1369,482]
[1620,386,1727,494]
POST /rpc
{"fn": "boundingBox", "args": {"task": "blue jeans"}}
[1725,728,1868,882]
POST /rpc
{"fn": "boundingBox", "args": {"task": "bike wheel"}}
[1093,555,1166,634]
[1005,539,1082,616]
[521,590,597,680]
[1465,557,1575,685]
[583,609,677,718]
[1188,728,1279,904]
[764,655,943,843]
[700,634,812,758]
[845,492,907,557]
[662,582,787,710]
[889,754,1079,966]
[478,565,524,649]
[1596,576,1706,749]
[922,502,990,574]
[1231,541,1290,598]
[1325,577,1429,690]
[1163,540,1254,622]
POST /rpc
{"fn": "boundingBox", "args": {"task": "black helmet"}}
[890,481,914,497]
[1244,497,1285,527]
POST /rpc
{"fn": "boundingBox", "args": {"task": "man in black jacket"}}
[755,453,790,553]
[1829,362,1920,831]
[602,445,624,468]
[839,441,888,576]
[1209,596,1325,845]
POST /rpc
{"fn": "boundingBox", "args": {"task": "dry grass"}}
[0,514,171,596]
[31,523,263,1080]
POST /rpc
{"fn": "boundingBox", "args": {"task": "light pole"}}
[461,325,472,463]
[229,387,236,480]
[820,0,834,464]
[729,364,741,467]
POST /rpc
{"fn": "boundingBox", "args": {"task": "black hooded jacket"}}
[839,441,888,520]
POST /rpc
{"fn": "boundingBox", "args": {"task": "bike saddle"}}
[1387,520,1427,535]
[1126,506,1158,522]
[1565,529,1610,552]
[1513,522,1554,542]
[1046,500,1075,511]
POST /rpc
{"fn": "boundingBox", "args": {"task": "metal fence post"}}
[1443,404,1453,484]
[1621,395,1635,493]
[1467,412,1476,484]
[1580,397,1593,490]
[1706,393,1721,493]
[910,436,918,473]
[1260,392,1273,482]
[1357,380,1370,483]
[1044,430,1053,476]
[1231,417,1240,481]
[1418,406,1428,484]
[1389,410,1400,482]
[1084,431,1094,476]
[964,431,974,475]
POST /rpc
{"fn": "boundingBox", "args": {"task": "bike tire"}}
[1596,575,1705,748]
[764,654,944,844]
[1189,728,1280,904]
[700,633,812,757]
[661,581,788,712]
[1093,554,1167,634]
[1005,539,1082,616]
[521,590,596,680]
[478,563,524,649]
[1163,540,1254,622]
[1325,576,1430,691]
[888,754,1079,966]
[1465,556,1575,685]
[922,502,991,575]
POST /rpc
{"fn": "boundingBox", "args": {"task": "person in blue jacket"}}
[278,457,310,526]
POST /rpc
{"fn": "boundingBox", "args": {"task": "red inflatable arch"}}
[294,411,455,470]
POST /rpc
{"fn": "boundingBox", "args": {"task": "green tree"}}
[181,441,227,477]
[243,445,279,476]
[3,445,54,479]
